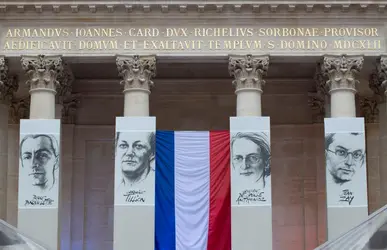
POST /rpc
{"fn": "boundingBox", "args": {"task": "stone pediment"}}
[0,1,386,16]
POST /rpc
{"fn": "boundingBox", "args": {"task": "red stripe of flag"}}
[207,131,231,250]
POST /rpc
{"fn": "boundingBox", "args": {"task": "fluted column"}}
[229,55,269,116]
[116,55,156,116]
[21,55,63,119]
[0,57,18,220]
[321,55,364,117]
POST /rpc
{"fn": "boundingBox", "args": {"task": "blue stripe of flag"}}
[155,131,176,250]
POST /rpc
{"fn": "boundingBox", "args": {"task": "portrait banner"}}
[324,117,368,240]
[324,118,368,208]
[114,117,156,206]
[230,116,272,250]
[18,119,61,209]
[230,117,271,207]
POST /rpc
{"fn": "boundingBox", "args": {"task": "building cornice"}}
[0,2,386,17]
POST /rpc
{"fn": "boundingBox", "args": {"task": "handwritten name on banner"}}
[0,26,383,53]
[24,195,54,206]
[236,189,267,205]
[339,189,355,205]
[124,189,146,203]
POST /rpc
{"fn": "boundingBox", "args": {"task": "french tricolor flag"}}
[155,131,231,250]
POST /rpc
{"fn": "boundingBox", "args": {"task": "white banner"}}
[324,118,368,207]
[230,117,271,207]
[114,117,156,206]
[18,119,61,209]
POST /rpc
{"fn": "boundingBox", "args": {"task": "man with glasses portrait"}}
[325,132,366,205]
[325,132,366,185]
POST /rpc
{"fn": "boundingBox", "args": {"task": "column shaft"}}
[236,89,261,116]
[124,89,150,116]
[30,89,56,119]
[330,89,356,117]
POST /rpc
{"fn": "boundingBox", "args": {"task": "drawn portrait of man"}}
[231,132,271,205]
[325,132,367,206]
[115,131,155,191]
[19,134,59,193]
[325,132,366,185]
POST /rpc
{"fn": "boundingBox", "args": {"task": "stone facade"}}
[2,76,384,250]
[1,1,387,249]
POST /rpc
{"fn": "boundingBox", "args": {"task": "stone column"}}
[228,55,269,116]
[0,57,18,220]
[19,55,63,250]
[322,55,364,117]
[114,55,157,250]
[21,55,63,119]
[321,55,367,241]
[228,55,272,250]
[116,55,156,116]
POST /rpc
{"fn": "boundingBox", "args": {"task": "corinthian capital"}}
[359,96,379,123]
[228,54,269,92]
[116,55,156,92]
[321,55,364,93]
[315,62,329,96]
[0,57,18,104]
[21,55,63,92]
[369,56,387,101]
[56,63,74,104]
[62,94,80,124]
[0,57,7,85]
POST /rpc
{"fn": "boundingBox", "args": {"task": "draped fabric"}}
[155,131,231,250]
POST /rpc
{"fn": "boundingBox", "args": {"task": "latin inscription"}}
[1,27,383,53]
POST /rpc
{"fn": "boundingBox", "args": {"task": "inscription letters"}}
[1,26,382,53]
